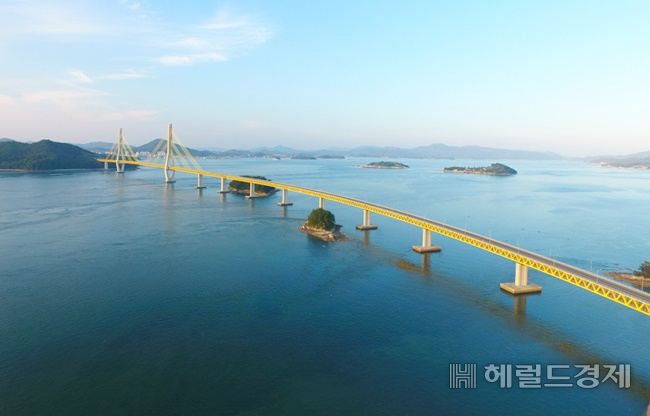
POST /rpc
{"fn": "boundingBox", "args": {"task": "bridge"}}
[98,125,650,317]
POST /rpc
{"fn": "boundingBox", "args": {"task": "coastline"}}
[229,188,278,197]
[299,223,348,242]
[442,169,514,176]
[605,272,650,289]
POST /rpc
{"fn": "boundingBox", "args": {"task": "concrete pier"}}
[195,174,206,189]
[356,209,378,230]
[318,197,325,209]
[104,161,108,170]
[412,228,441,253]
[277,189,293,206]
[500,263,542,294]
[245,182,258,199]
[217,177,230,194]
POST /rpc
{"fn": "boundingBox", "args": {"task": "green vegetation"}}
[306,208,336,230]
[290,154,317,160]
[229,175,276,195]
[634,262,650,278]
[443,163,517,176]
[0,140,102,170]
[362,161,409,169]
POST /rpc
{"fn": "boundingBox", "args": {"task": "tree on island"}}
[306,208,336,230]
[229,175,276,195]
[634,262,650,278]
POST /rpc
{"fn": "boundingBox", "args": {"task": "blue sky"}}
[1,0,648,156]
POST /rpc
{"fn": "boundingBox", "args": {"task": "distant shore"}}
[605,272,650,288]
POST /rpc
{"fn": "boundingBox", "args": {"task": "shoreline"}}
[442,170,514,176]
[605,272,650,288]
[229,188,278,198]
[299,223,348,242]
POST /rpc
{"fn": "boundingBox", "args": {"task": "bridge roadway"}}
[99,159,650,316]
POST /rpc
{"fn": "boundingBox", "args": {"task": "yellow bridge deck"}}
[98,158,650,317]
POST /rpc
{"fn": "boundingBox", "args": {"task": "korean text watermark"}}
[450,363,631,389]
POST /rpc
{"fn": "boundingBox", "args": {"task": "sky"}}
[1,0,649,157]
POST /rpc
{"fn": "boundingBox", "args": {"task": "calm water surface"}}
[1,158,649,415]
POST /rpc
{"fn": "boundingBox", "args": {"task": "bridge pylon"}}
[144,123,204,184]
[104,128,138,173]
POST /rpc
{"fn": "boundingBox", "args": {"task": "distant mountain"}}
[80,141,114,152]
[250,145,302,154]
[342,143,564,160]
[132,139,217,157]
[79,139,566,160]
[588,151,650,168]
[0,138,14,142]
[0,140,102,170]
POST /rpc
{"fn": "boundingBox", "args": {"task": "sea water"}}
[1,158,649,415]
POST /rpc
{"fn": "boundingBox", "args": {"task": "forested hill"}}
[0,140,102,170]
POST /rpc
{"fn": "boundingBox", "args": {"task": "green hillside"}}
[0,140,102,170]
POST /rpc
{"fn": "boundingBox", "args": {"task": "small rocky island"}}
[300,208,348,241]
[361,161,410,169]
[229,175,277,197]
[443,163,517,176]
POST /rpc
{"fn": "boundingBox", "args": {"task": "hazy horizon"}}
[1,1,649,158]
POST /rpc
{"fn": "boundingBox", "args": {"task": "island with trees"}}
[228,175,277,197]
[300,208,347,241]
[443,163,517,176]
[0,140,104,170]
[361,161,410,169]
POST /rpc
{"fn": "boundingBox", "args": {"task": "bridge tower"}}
[163,124,176,183]
[144,123,204,185]
[104,128,137,172]
[115,128,126,173]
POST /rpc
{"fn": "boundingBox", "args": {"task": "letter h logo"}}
[450,363,477,389]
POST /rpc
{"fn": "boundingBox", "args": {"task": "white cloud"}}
[69,70,94,83]
[22,89,108,106]
[154,53,228,66]
[97,71,148,81]
[0,2,112,37]
[153,8,272,66]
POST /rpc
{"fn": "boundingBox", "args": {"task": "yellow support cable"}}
[148,138,167,160]
[171,131,203,171]
[105,142,118,161]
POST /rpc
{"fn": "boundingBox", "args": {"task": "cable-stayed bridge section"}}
[97,125,650,317]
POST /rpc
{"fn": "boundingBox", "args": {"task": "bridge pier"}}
[412,228,441,253]
[318,197,325,209]
[164,168,175,183]
[500,263,542,294]
[246,182,258,199]
[356,209,377,230]
[217,177,230,194]
[104,161,108,170]
[277,189,293,206]
[195,174,206,189]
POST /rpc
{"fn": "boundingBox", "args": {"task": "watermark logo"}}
[449,363,477,389]
[450,363,630,389]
